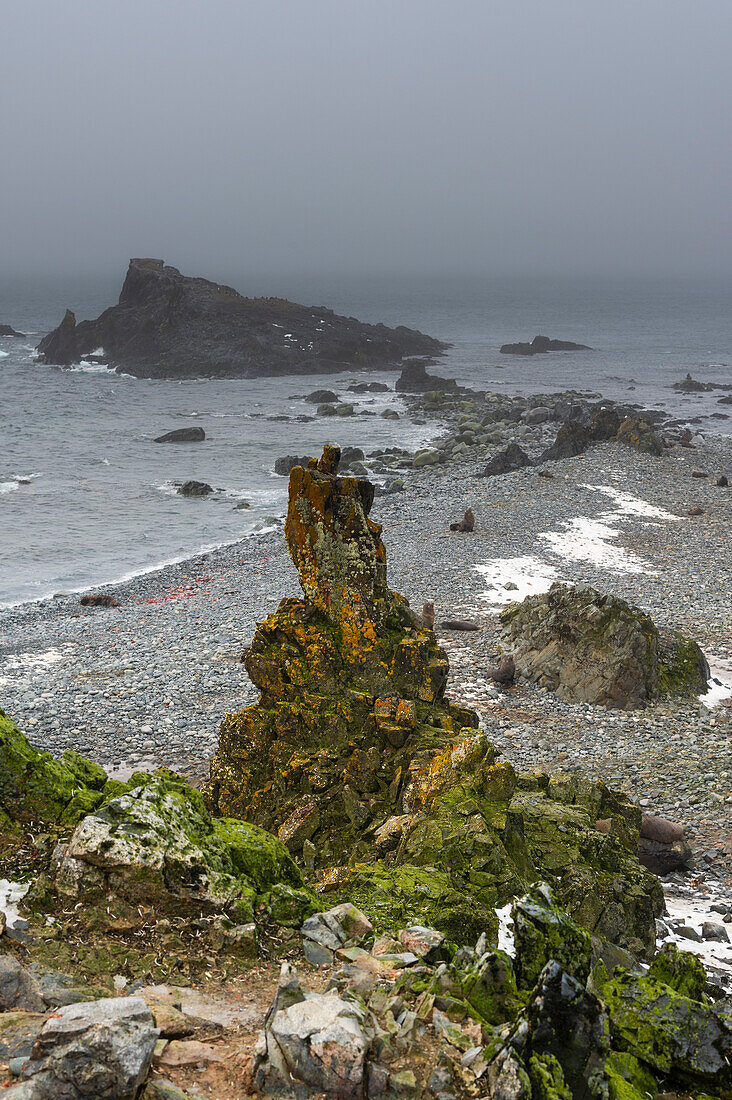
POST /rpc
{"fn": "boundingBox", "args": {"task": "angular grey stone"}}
[11,996,158,1100]
[0,956,46,1013]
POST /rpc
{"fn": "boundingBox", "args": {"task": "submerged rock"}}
[500,583,709,709]
[37,259,445,379]
[177,480,213,497]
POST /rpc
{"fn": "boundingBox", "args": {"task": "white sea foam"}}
[477,555,560,605]
[68,360,114,374]
[0,481,19,496]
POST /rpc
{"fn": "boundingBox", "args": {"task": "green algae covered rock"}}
[600,969,732,1092]
[512,887,593,989]
[528,1053,572,1099]
[500,583,709,709]
[55,774,306,923]
[0,707,81,835]
[615,416,663,456]
[648,941,708,1001]
[335,862,500,944]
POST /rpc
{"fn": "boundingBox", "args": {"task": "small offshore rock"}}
[177,481,213,498]
[154,427,206,443]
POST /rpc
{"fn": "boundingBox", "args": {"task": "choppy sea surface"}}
[1,272,730,606]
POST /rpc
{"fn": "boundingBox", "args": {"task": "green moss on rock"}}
[1,707,80,834]
[338,862,500,944]
[528,1053,572,1099]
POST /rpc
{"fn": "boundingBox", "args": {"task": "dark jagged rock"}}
[154,427,205,444]
[539,420,591,462]
[35,309,79,366]
[500,335,592,355]
[203,455,663,953]
[480,442,533,477]
[394,360,459,392]
[37,259,446,379]
[500,583,709,709]
[177,480,213,497]
[638,836,693,875]
[0,324,25,337]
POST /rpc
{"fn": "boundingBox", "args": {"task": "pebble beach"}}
[1,412,731,909]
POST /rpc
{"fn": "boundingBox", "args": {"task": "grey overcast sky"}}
[2,0,730,278]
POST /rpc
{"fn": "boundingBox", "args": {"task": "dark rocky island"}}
[0,323,25,337]
[500,334,592,355]
[36,258,447,379]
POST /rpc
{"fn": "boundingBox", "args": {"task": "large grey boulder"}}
[252,964,371,1098]
[500,583,709,709]
[7,996,158,1099]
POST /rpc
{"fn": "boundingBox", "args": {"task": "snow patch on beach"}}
[0,880,30,930]
[476,483,679,607]
[664,893,732,988]
[702,657,732,709]
[477,556,560,606]
[584,484,679,521]
[0,647,69,688]
[539,516,648,572]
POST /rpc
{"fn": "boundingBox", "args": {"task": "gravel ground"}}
[1,416,730,895]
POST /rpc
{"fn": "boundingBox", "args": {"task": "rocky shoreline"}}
[1,407,732,1098]
[1,395,729,862]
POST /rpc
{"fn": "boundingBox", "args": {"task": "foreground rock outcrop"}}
[36,259,446,379]
[500,583,709,709]
[204,449,663,955]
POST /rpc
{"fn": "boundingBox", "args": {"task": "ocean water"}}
[1,272,730,607]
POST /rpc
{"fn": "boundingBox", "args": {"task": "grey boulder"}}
[7,996,158,1100]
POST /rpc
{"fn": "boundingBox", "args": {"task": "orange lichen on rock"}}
[203,445,475,865]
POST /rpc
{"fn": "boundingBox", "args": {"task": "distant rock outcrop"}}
[394,360,459,392]
[0,324,24,338]
[500,335,592,356]
[500,583,709,709]
[672,372,732,393]
[36,259,447,379]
